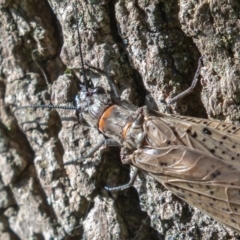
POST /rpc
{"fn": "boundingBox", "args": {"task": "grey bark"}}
[0,0,240,239]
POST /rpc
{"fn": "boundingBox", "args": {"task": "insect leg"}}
[167,56,203,105]
[85,63,120,101]
[105,166,138,191]
[64,138,121,165]
[85,63,140,111]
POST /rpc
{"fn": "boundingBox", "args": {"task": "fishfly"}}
[15,1,240,237]
[18,57,240,234]
[68,70,240,233]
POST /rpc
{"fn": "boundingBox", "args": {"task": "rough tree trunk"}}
[1,0,240,239]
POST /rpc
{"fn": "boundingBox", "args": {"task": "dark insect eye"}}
[93,86,105,95]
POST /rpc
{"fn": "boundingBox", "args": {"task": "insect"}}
[12,0,239,238]
[17,56,240,235]
[54,59,240,234]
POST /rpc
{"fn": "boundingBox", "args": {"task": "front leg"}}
[105,166,139,191]
[64,138,121,165]
[105,107,148,191]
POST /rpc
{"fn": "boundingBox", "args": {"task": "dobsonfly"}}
[14,1,240,238]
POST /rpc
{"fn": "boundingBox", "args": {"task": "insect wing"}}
[129,146,240,232]
[171,115,240,136]
[157,114,240,167]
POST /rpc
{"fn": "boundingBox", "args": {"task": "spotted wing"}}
[144,114,240,168]
[170,115,240,136]
[129,146,240,232]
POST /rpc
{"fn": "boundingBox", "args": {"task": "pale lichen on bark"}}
[0,0,240,239]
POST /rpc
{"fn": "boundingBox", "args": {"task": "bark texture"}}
[0,0,240,239]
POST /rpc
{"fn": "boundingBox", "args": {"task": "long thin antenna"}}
[14,104,78,113]
[74,1,92,91]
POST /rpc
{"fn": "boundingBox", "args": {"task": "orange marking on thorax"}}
[98,105,132,138]
[98,105,115,132]
[122,122,131,138]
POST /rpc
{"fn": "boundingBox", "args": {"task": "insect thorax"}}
[74,87,136,143]
[98,105,135,143]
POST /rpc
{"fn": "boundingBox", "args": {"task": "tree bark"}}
[1,0,240,239]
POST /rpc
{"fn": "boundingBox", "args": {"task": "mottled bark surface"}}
[0,0,240,239]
